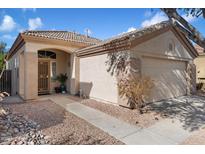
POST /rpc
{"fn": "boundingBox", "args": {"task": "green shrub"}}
[56,73,68,85]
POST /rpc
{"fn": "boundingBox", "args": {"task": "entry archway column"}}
[24,51,38,100]
[70,53,80,95]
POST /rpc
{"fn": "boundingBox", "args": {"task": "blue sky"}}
[0,8,204,49]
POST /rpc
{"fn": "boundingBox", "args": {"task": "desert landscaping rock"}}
[1,100,123,145]
[81,99,162,128]
[0,105,49,145]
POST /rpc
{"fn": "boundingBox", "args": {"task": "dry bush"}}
[196,82,204,90]
[118,75,154,110]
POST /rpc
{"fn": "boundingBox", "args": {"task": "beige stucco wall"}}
[8,53,18,95]
[70,54,80,95]
[131,31,193,60]
[24,52,38,100]
[79,30,195,106]
[80,53,119,104]
[25,41,79,54]
[194,55,205,83]
[7,45,25,97]
[8,45,38,100]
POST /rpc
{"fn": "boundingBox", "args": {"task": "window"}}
[51,61,57,79]
[14,58,17,68]
[38,50,56,59]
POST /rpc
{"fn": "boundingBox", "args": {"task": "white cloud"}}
[182,14,196,23]
[1,34,15,40]
[0,15,16,32]
[118,27,137,35]
[22,8,36,12]
[127,27,136,32]
[28,17,43,30]
[141,12,168,28]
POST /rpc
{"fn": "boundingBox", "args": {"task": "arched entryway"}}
[38,50,56,94]
[37,49,71,95]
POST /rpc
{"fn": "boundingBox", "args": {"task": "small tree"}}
[118,75,154,110]
[0,42,6,70]
[0,53,5,70]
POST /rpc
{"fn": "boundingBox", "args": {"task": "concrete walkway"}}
[41,96,193,145]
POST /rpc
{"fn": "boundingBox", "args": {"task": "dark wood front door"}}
[38,60,50,94]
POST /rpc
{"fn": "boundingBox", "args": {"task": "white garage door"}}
[142,57,187,102]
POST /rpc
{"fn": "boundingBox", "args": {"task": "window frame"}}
[50,60,57,80]
[38,50,56,59]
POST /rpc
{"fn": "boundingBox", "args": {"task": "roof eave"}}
[76,23,171,57]
[21,34,98,47]
[77,23,199,58]
[171,26,199,58]
[6,33,24,60]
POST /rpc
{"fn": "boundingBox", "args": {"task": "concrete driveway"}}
[149,95,205,132]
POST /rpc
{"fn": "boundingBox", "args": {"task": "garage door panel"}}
[142,57,187,102]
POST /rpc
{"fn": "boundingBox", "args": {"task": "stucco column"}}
[24,52,38,100]
[70,53,80,95]
[187,61,196,95]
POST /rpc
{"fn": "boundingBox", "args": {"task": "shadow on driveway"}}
[148,95,205,132]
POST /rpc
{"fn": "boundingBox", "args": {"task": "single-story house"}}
[7,21,198,107]
[194,45,205,86]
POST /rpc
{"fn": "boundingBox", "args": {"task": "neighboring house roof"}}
[7,30,101,60]
[22,31,101,45]
[76,21,198,58]
[195,44,205,55]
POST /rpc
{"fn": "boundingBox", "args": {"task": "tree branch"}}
[202,8,205,18]
[161,8,205,49]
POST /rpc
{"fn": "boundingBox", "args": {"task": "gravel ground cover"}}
[81,99,162,128]
[0,105,48,145]
[1,100,123,145]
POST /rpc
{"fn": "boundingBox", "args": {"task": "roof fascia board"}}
[7,34,24,60]
[171,27,198,58]
[77,26,171,57]
[130,26,170,48]
[21,34,90,48]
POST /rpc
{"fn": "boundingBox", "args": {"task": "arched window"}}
[38,50,56,59]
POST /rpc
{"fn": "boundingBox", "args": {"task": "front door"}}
[38,60,50,94]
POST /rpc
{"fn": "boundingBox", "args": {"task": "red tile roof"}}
[22,30,101,45]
